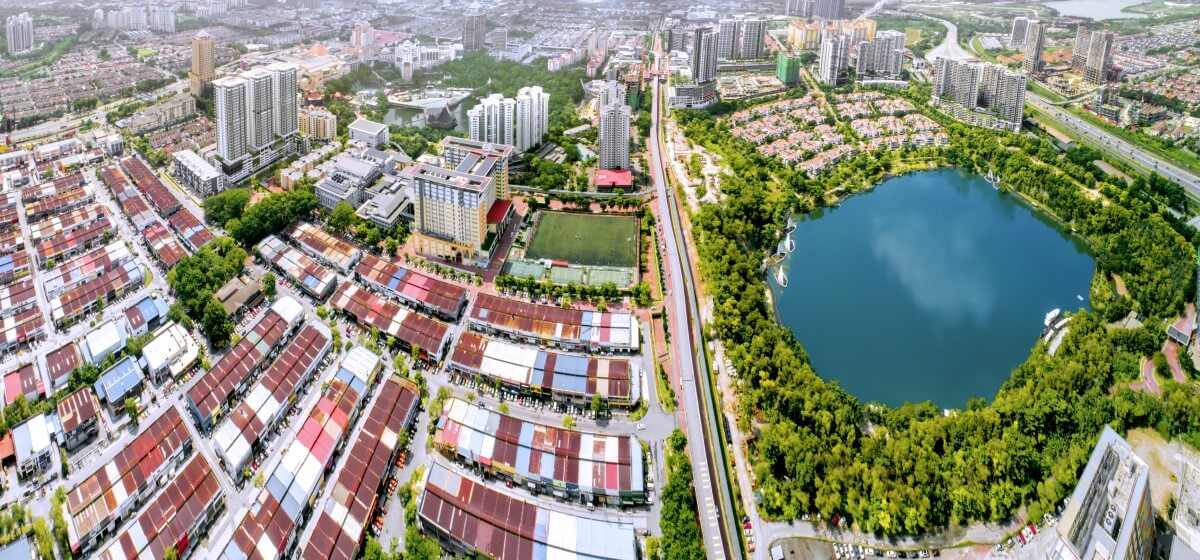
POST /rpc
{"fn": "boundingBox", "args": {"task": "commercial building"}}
[57,387,100,452]
[857,30,906,80]
[813,0,845,20]
[298,106,337,140]
[168,209,215,252]
[123,293,169,337]
[1011,17,1031,51]
[93,454,223,560]
[216,274,264,319]
[45,342,79,390]
[120,156,180,217]
[299,376,420,559]
[450,331,641,408]
[1023,20,1045,75]
[214,64,301,183]
[440,136,513,199]
[418,462,638,560]
[393,39,459,82]
[140,321,200,384]
[122,93,195,135]
[287,222,362,274]
[92,356,144,411]
[468,93,516,147]
[3,362,42,404]
[515,86,550,152]
[49,259,143,327]
[1085,30,1114,85]
[213,324,330,482]
[186,297,304,432]
[0,281,36,321]
[190,31,216,95]
[219,347,380,560]
[12,414,53,479]
[409,162,498,266]
[329,282,453,361]
[256,235,337,301]
[355,253,468,320]
[5,13,33,56]
[149,4,175,33]
[80,319,127,366]
[1047,427,1154,560]
[141,223,187,270]
[819,32,851,86]
[462,9,487,53]
[434,397,647,505]
[174,149,225,197]
[348,117,388,149]
[66,408,193,554]
[470,293,640,353]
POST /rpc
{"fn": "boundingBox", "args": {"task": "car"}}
[636,423,646,430]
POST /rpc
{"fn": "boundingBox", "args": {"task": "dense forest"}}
[675,89,1200,536]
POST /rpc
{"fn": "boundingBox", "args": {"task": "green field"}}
[525,212,639,268]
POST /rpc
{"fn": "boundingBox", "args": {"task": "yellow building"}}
[189,31,215,95]
[298,107,337,140]
[789,18,876,50]
[411,164,495,265]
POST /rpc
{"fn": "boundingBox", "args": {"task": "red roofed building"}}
[595,168,633,190]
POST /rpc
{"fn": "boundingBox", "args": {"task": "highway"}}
[648,41,743,560]
[923,17,973,63]
[1027,92,1200,195]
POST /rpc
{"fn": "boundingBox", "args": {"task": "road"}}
[1027,92,1200,194]
[860,0,893,19]
[924,17,974,63]
[648,40,742,560]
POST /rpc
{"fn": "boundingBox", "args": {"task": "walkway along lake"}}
[770,168,1095,407]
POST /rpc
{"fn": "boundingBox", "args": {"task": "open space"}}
[525,211,639,268]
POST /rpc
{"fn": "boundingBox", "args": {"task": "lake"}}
[770,169,1095,407]
[384,96,478,133]
[1042,0,1148,20]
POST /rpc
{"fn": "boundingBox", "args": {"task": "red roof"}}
[0,434,12,462]
[596,169,633,188]
[486,199,514,225]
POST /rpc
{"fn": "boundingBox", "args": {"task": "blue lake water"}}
[770,169,1095,407]
[1042,0,1148,20]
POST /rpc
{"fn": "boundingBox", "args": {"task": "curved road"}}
[649,42,743,560]
[924,17,974,63]
[1028,92,1200,194]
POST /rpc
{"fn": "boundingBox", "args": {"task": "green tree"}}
[202,297,234,349]
[262,272,277,298]
[202,188,251,226]
[328,201,358,234]
[125,398,139,424]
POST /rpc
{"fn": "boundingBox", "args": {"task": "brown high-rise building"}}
[190,31,216,96]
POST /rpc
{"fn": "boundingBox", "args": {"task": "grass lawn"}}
[904,28,922,46]
[525,212,639,268]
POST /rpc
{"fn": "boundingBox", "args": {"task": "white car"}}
[636,423,646,430]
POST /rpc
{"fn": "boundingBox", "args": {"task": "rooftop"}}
[349,117,388,136]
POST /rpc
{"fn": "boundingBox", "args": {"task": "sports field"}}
[525,212,639,268]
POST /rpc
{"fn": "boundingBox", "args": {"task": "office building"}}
[515,86,550,152]
[1023,20,1045,75]
[5,13,33,56]
[315,154,381,210]
[819,32,850,86]
[599,100,630,170]
[190,31,215,96]
[692,27,718,83]
[1072,23,1090,70]
[666,28,687,52]
[718,18,741,60]
[468,93,516,147]
[174,150,224,197]
[491,27,507,52]
[1047,427,1154,560]
[813,0,845,20]
[149,5,175,33]
[411,164,496,265]
[214,77,248,162]
[463,10,486,53]
[1010,17,1030,50]
[299,107,337,140]
[856,30,905,79]
[1084,30,1114,85]
[393,39,458,82]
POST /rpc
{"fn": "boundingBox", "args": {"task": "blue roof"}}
[93,356,144,403]
[0,536,33,560]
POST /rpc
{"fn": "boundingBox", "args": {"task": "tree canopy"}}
[202,188,250,228]
[227,188,318,246]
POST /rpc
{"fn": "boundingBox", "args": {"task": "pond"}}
[770,169,1095,407]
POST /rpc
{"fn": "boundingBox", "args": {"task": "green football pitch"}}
[524,212,639,268]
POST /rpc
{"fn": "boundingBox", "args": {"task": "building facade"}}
[813,0,845,20]
[5,13,33,56]
[1084,30,1114,85]
[856,30,905,79]
[1010,17,1030,50]
[934,58,1025,132]
[174,150,224,197]
[214,76,248,162]
[819,32,850,85]
[462,11,486,53]
[299,107,337,140]
[599,100,630,170]
[468,93,516,147]
[515,85,550,152]
[1023,20,1045,75]
[411,165,495,265]
[1072,23,1090,70]
[717,18,741,60]
[190,31,216,96]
